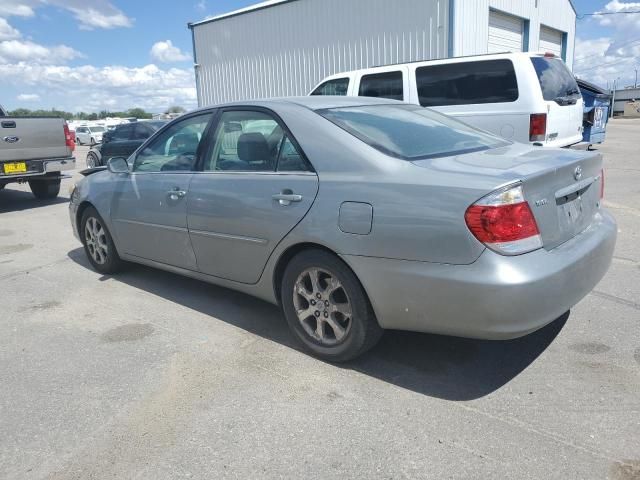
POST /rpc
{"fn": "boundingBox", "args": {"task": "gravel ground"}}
[0,125,639,480]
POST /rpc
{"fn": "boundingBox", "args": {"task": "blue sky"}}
[0,0,638,113]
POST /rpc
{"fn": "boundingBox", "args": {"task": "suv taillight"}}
[529,113,547,142]
[465,185,543,256]
[64,122,75,152]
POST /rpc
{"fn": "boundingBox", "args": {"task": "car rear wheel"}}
[80,206,123,274]
[29,178,60,199]
[281,249,383,362]
[90,137,96,146]
[86,151,100,168]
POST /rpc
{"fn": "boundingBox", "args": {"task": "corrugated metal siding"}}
[453,0,575,68]
[193,0,450,106]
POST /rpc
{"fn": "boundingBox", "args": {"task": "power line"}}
[575,55,635,73]
[578,10,640,19]
[573,37,640,65]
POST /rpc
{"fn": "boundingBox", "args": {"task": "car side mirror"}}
[107,157,129,174]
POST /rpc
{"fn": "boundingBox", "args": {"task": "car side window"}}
[112,124,133,141]
[132,123,151,140]
[310,78,350,96]
[133,113,212,173]
[205,110,288,172]
[276,137,309,172]
[358,71,404,100]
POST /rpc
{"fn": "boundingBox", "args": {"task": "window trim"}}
[194,106,315,174]
[130,109,217,174]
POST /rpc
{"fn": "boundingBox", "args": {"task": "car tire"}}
[86,151,100,168]
[29,178,60,200]
[281,249,383,362]
[80,206,123,275]
[76,137,82,145]
[90,137,96,146]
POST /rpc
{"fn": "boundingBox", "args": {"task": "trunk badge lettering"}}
[535,199,548,207]
[574,166,583,181]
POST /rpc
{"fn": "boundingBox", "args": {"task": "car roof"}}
[191,96,404,114]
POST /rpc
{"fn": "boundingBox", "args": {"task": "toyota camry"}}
[69,97,616,361]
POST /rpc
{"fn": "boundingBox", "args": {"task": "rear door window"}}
[310,78,350,96]
[530,57,581,103]
[358,71,404,100]
[112,124,133,141]
[416,59,519,107]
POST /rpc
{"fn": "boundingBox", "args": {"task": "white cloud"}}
[195,0,207,12]
[17,93,40,101]
[573,2,640,89]
[0,39,83,64]
[0,0,37,18]
[0,18,20,40]
[0,0,132,29]
[0,63,197,112]
[150,40,191,63]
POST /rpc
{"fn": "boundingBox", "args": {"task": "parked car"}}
[86,121,166,168]
[310,52,585,148]
[69,97,616,361]
[1,114,75,198]
[75,125,105,145]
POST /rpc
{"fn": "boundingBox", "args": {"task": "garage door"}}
[540,25,563,57]
[488,10,524,53]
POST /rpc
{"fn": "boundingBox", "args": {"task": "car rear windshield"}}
[317,104,507,160]
[530,57,581,102]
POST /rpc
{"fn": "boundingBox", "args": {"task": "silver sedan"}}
[69,97,616,361]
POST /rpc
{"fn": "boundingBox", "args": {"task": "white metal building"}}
[189,0,576,107]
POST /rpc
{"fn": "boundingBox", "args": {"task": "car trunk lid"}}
[413,144,604,250]
[0,117,71,163]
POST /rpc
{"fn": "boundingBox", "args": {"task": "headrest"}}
[237,132,269,162]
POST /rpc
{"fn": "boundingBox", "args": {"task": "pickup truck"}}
[0,107,76,199]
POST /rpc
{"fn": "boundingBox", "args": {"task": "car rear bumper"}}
[342,210,616,339]
[0,157,75,181]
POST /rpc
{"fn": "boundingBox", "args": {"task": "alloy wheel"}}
[293,267,352,346]
[84,217,109,265]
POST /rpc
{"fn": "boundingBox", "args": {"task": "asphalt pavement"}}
[0,125,639,479]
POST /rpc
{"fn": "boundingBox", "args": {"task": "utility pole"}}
[611,79,616,119]
[635,68,638,89]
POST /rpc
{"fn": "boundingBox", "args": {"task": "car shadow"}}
[0,187,69,213]
[68,248,567,401]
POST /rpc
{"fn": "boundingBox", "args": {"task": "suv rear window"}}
[358,71,404,100]
[416,59,519,107]
[530,57,581,103]
[311,78,349,96]
[317,104,507,160]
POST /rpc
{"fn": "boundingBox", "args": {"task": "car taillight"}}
[600,169,605,200]
[64,122,75,152]
[529,113,547,142]
[465,185,543,255]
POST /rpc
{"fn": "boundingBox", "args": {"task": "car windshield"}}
[317,104,508,160]
[90,126,105,133]
[530,57,581,102]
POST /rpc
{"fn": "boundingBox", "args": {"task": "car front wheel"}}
[86,151,100,168]
[80,206,123,274]
[281,249,383,362]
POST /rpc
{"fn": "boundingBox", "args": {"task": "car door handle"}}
[272,191,303,206]
[167,188,187,201]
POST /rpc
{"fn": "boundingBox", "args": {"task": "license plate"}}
[3,162,27,174]
[594,107,605,129]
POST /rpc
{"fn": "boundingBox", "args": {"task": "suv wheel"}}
[281,249,383,362]
[86,151,100,168]
[80,206,123,274]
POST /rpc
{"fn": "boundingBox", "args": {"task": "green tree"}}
[165,106,186,114]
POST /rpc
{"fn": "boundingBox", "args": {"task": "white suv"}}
[310,52,584,148]
[75,125,105,146]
